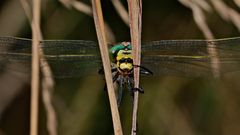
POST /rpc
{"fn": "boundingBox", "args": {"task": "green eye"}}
[127,44,132,50]
[110,44,124,53]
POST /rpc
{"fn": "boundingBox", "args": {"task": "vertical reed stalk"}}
[127,0,142,134]
[91,0,123,134]
[30,0,41,134]
[21,0,57,134]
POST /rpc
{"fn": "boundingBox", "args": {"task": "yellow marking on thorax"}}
[116,50,133,61]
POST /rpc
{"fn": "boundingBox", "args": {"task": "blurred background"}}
[0,0,240,135]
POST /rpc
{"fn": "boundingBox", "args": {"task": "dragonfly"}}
[0,36,240,105]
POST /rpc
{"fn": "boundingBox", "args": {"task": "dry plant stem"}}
[42,78,57,135]
[91,0,123,135]
[21,0,57,135]
[39,46,57,135]
[210,0,240,32]
[38,33,57,135]
[179,0,220,78]
[72,0,92,16]
[111,0,129,25]
[59,0,116,42]
[234,0,240,7]
[30,0,41,134]
[20,0,32,20]
[127,0,142,135]
[191,4,220,78]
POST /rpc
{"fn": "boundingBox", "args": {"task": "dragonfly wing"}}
[142,37,240,77]
[142,56,212,77]
[41,40,101,78]
[0,37,102,78]
[0,37,32,77]
[1,36,240,78]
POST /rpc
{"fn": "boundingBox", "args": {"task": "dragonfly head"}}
[110,42,133,75]
[121,42,132,50]
[109,42,132,61]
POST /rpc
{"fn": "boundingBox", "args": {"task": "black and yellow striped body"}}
[110,42,133,76]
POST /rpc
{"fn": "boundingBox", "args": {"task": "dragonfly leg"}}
[117,76,124,107]
[133,65,153,75]
[132,87,144,94]
[127,75,144,94]
[126,77,144,104]
[127,77,135,102]
[102,67,119,91]
[132,122,140,133]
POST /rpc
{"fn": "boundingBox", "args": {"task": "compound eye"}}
[127,45,132,50]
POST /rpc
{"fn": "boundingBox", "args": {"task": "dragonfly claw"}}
[132,87,144,94]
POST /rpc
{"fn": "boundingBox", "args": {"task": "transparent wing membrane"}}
[0,37,101,78]
[142,37,240,77]
[41,40,101,78]
[0,36,240,78]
